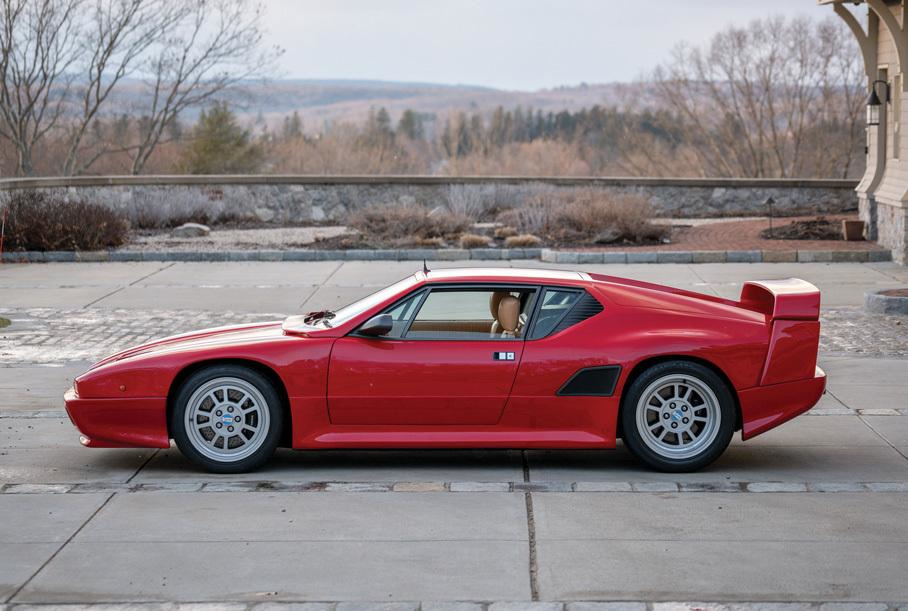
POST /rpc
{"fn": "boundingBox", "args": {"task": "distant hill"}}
[227,78,647,132]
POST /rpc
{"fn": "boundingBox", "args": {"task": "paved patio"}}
[1,260,907,608]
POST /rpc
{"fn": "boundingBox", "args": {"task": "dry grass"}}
[459,233,491,249]
[497,190,668,246]
[2,191,130,251]
[348,203,470,246]
[504,234,543,248]
[494,226,518,239]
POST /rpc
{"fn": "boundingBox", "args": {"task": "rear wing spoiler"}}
[739,278,820,321]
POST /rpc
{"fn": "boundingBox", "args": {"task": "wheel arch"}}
[166,358,293,447]
[616,355,742,438]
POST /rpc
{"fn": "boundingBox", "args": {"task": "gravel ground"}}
[128,226,351,251]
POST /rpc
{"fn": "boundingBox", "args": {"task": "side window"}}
[381,292,424,338]
[530,289,582,339]
[405,288,534,340]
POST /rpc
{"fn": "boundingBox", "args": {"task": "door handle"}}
[492,351,515,361]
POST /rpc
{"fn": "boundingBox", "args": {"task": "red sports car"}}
[64,267,825,473]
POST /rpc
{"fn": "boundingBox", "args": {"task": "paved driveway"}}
[1,260,907,608]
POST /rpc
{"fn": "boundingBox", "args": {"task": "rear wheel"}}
[171,364,283,473]
[621,360,734,472]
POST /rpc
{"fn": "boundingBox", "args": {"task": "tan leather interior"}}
[489,291,509,335]
[497,296,520,337]
[409,320,493,334]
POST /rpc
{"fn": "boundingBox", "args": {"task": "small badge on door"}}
[493,352,515,361]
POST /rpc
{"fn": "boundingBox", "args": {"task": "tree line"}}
[0,7,865,179]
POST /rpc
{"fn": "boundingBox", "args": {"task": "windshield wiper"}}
[303,310,336,325]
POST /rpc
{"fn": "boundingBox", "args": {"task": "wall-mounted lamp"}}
[867,79,890,126]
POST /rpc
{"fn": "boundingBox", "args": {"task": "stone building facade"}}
[825,0,908,262]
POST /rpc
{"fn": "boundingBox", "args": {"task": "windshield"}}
[311,274,421,327]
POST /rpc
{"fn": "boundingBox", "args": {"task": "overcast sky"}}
[262,0,845,90]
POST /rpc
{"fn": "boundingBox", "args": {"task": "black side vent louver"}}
[551,291,603,334]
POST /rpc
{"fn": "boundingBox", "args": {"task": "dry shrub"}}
[494,226,518,239]
[2,191,130,251]
[504,234,543,248]
[459,233,491,249]
[498,190,668,246]
[348,203,469,246]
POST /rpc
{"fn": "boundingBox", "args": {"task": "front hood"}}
[90,321,286,369]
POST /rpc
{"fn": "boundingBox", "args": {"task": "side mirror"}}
[358,313,393,337]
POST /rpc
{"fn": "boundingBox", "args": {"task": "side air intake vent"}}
[557,365,622,396]
[551,291,603,334]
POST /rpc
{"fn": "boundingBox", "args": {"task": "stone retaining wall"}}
[0,175,858,224]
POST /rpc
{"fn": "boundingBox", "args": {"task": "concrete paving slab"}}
[16,540,530,602]
[0,288,116,309]
[0,262,169,287]
[729,416,883,447]
[79,492,527,543]
[329,262,429,287]
[821,356,908,387]
[536,539,908,602]
[92,286,310,313]
[0,542,59,602]
[300,286,376,311]
[1,448,154,484]
[863,416,908,445]
[133,448,525,483]
[826,385,908,412]
[1,418,84,448]
[867,261,908,282]
[137,262,341,287]
[0,363,88,412]
[691,262,897,284]
[0,493,109,543]
[577,264,704,285]
[526,444,908,483]
[532,492,908,543]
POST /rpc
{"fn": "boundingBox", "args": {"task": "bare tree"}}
[61,0,184,175]
[0,0,280,176]
[636,16,864,178]
[128,0,281,174]
[0,0,82,175]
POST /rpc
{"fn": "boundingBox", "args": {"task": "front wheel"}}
[171,364,283,473]
[621,361,734,472]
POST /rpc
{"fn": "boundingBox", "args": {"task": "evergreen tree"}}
[180,102,263,174]
[397,109,424,140]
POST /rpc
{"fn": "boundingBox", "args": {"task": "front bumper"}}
[64,388,170,449]
[739,366,827,439]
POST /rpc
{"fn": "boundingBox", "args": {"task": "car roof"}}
[422,267,589,284]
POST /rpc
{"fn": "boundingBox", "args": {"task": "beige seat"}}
[489,291,510,336]
[497,295,521,338]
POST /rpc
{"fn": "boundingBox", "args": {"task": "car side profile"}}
[64,267,826,473]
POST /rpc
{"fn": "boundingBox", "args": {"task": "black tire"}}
[171,364,283,473]
[621,360,735,472]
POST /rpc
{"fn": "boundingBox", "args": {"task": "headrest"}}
[489,291,509,319]
[497,296,520,332]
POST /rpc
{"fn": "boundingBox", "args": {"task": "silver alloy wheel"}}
[184,376,271,463]
[635,373,721,460]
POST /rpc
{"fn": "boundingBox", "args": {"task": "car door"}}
[327,285,537,425]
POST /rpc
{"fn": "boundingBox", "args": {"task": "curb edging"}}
[0,247,893,264]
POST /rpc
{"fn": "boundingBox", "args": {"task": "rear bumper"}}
[64,388,170,449]
[739,366,827,440]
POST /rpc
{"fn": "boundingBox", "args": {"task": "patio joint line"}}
[859,414,908,463]
[524,490,539,602]
[4,491,116,604]
[299,260,343,310]
[127,261,176,286]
